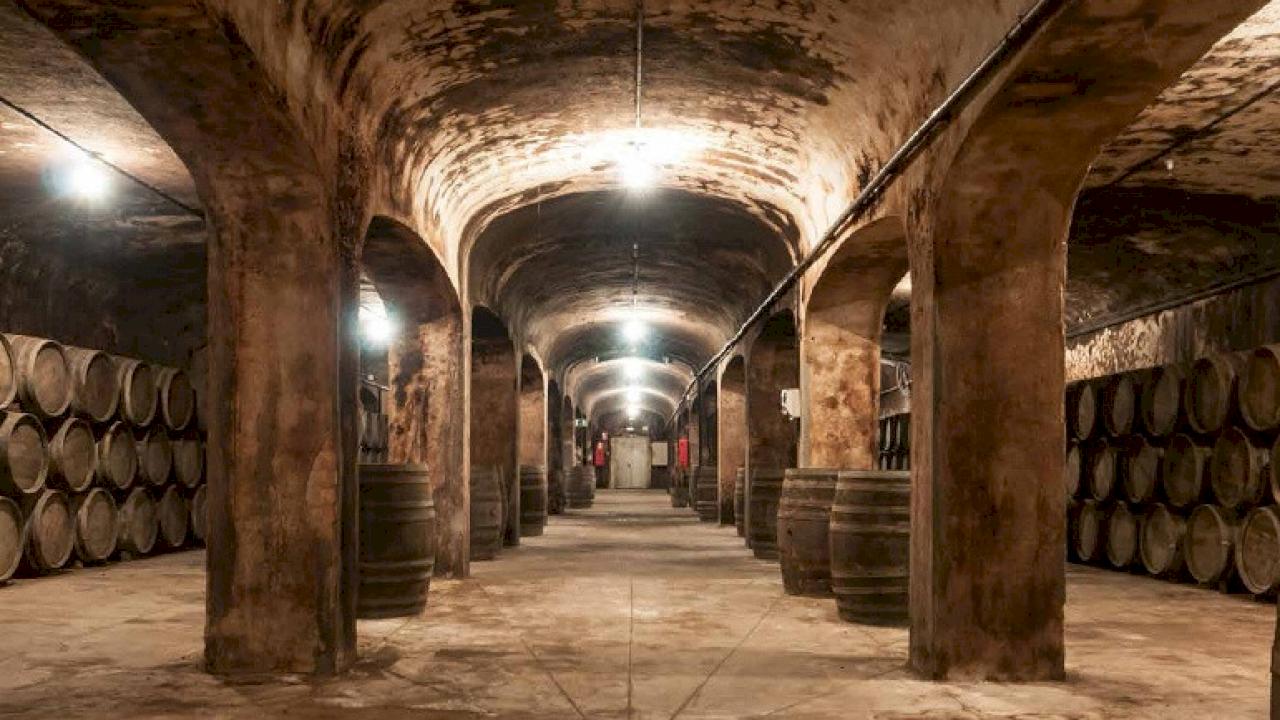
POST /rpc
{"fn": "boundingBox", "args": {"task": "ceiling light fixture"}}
[626,388,642,404]
[619,0,657,191]
[623,357,644,380]
[622,319,648,343]
[63,152,111,201]
[359,307,396,346]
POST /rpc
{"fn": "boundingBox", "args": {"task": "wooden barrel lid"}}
[1186,504,1237,585]
[156,485,189,549]
[1187,354,1244,435]
[6,335,71,420]
[157,367,196,431]
[1074,501,1107,564]
[1103,374,1136,436]
[1086,442,1117,501]
[0,411,48,497]
[1141,504,1186,577]
[190,484,208,544]
[114,357,157,427]
[0,496,21,582]
[1067,382,1097,441]
[73,488,119,563]
[1163,435,1208,509]
[96,421,137,491]
[24,490,74,572]
[1210,427,1267,509]
[1141,364,1184,436]
[171,437,205,489]
[1106,503,1139,569]
[1237,506,1280,596]
[49,418,97,493]
[64,346,119,423]
[1123,438,1162,504]
[136,426,173,487]
[1065,444,1082,499]
[117,488,158,556]
[1239,345,1280,432]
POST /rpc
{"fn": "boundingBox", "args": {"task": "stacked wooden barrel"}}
[829,469,910,625]
[0,333,207,585]
[547,469,566,516]
[877,414,910,470]
[747,467,785,560]
[469,465,504,561]
[566,465,596,508]
[693,465,718,522]
[777,468,837,597]
[519,465,548,537]
[1066,346,1280,600]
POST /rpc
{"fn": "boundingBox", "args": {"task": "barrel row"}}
[0,333,197,431]
[1,411,205,501]
[0,482,207,584]
[1067,429,1280,510]
[1069,499,1280,598]
[1068,345,1280,441]
[877,414,911,471]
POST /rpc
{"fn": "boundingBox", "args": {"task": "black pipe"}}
[671,0,1069,421]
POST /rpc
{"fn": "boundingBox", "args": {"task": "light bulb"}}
[360,309,396,345]
[65,157,110,200]
[622,320,647,343]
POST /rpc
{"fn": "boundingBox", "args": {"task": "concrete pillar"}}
[470,309,518,546]
[800,218,907,469]
[717,357,747,524]
[387,313,468,577]
[745,311,799,474]
[203,174,359,675]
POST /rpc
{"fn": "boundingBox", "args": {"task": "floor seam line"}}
[473,578,591,720]
[667,591,787,720]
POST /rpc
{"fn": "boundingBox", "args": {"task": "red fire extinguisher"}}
[593,441,606,467]
[677,437,690,468]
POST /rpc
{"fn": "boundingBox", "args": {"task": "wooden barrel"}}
[1186,504,1239,586]
[171,437,205,489]
[829,469,909,625]
[0,334,16,410]
[694,465,718,522]
[1072,500,1107,565]
[1141,364,1186,436]
[1065,444,1082,499]
[358,463,436,619]
[1162,434,1209,509]
[519,465,548,537]
[113,357,157,427]
[503,466,520,547]
[1105,502,1139,569]
[189,484,208,545]
[72,488,118,563]
[156,485,189,549]
[566,466,596,508]
[63,346,120,423]
[1210,427,1268,510]
[1239,344,1280,432]
[0,496,22,582]
[747,467,785,560]
[469,465,504,561]
[1141,504,1186,578]
[547,469,565,516]
[1101,373,1136,437]
[734,467,745,538]
[777,468,837,597]
[117,487,159,556]
[95,421,137,491]
[1085,441,1118,501]
[4,335,71,420]
[1122,436,1162,504]
[1066,381,1098,441]
[0,411,48,498]
[135,425,172,487]
[24,490,74,572]
[1186,353,1246,435]
[48,417,96,493]
[156,367,196,431]
[1237,506,1280,596]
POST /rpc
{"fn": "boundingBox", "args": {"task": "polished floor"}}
[0,490,1272,718]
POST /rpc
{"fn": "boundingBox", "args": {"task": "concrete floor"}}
[0,490,1272,719]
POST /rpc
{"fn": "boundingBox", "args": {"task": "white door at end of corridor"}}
[610,435,651,489]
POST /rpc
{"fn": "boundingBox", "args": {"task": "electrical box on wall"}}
[780,388,801,419]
